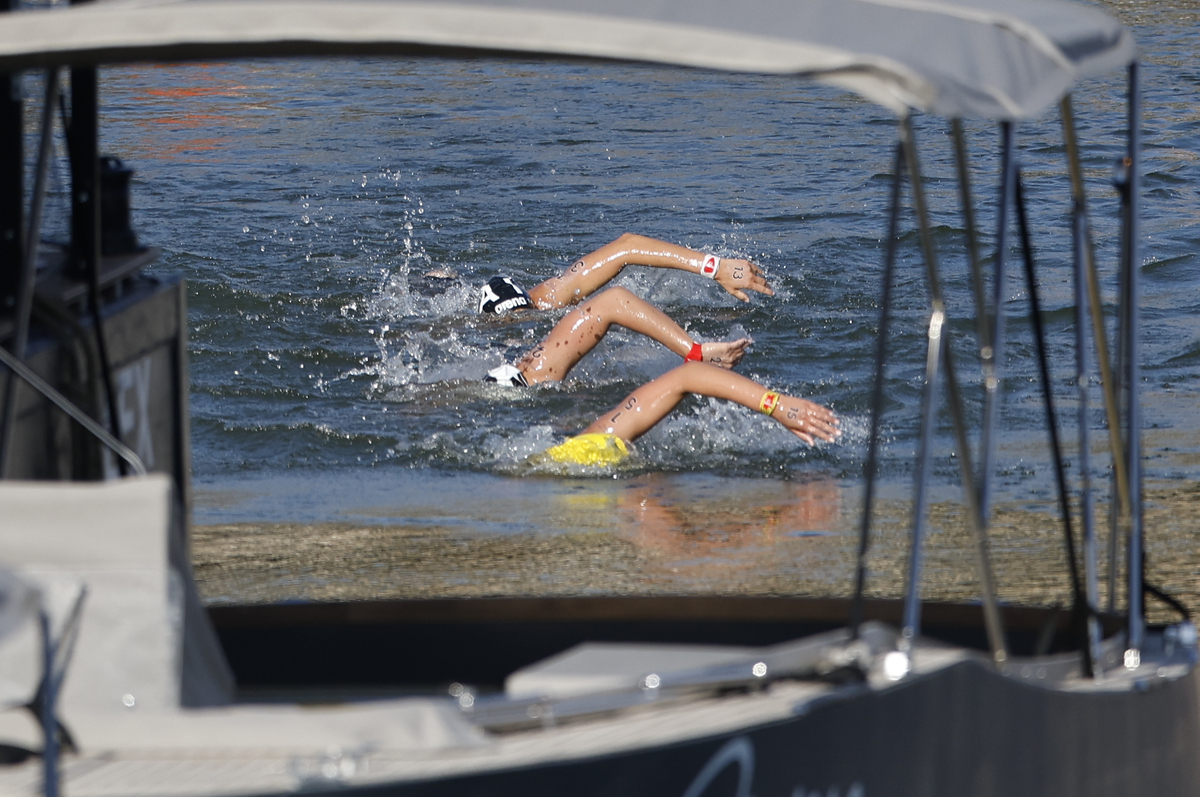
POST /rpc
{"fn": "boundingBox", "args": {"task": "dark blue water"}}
[43,1,1198,526]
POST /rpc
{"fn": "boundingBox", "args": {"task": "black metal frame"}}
[852,61,1147,678]
[854,116,1009,668]
[850,141,904,639]
[0,68,59,475]
[37,585,86,797]
[0,0,135,481]
[0,0,17,310]
[1123,61,1144,660]
[1012,165,1091,672]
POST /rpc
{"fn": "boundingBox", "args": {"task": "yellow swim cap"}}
[542,433,630,467]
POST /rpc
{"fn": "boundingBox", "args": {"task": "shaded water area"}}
[42,0,1199,615]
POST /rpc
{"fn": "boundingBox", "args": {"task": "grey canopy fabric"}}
[0,0,1133,119]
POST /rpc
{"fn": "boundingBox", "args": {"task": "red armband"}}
[685,343,703,362]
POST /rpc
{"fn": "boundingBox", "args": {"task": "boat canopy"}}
[0,0,1133,119]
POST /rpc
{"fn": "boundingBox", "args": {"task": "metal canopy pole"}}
[899,115,1007,666]
[850,140,905,639]
[0,0,19,312]
[980,123,1015,521]
[68,67,100,282]
[949,120,993,439]
[1110,213,1130,612]
[949,123,1012,664]
[898,117,940,657]
[1071,206,1103,675]
[0,69,60,477]
[38,610,58,797]
[68,47,126,475]
[37,585,86,797]
[937,323,1008,665]
[1013,168,1091,673]
[1060,97,1130,533]
[1124,61,1144,662]
[1060,95,1109,674]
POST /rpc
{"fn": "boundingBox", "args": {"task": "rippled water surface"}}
[47,1,1200,532]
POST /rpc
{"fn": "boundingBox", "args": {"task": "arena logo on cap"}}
[479,276,532,315]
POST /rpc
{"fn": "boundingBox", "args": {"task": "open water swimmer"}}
[476,233,769,386]
[539,361,841,466]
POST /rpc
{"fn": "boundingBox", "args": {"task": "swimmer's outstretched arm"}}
[527,233,772,309]
[581,362,840,446]
[517,286,750,384]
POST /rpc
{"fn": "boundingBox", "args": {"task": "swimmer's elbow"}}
[527,283,563,310]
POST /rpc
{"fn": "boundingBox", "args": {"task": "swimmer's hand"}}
[776,398,841,446]
[702,338,752,369]
[716,259,774,302]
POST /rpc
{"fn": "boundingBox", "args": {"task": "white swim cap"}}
[484,364,527,387]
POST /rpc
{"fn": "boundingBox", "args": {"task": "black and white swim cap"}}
[479,276,532,315]
[484,364,528,387]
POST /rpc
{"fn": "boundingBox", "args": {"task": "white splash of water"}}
[482,424,559,466]
[360,200,479,321]
[370,270,477,321]
[373,330,501,388]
